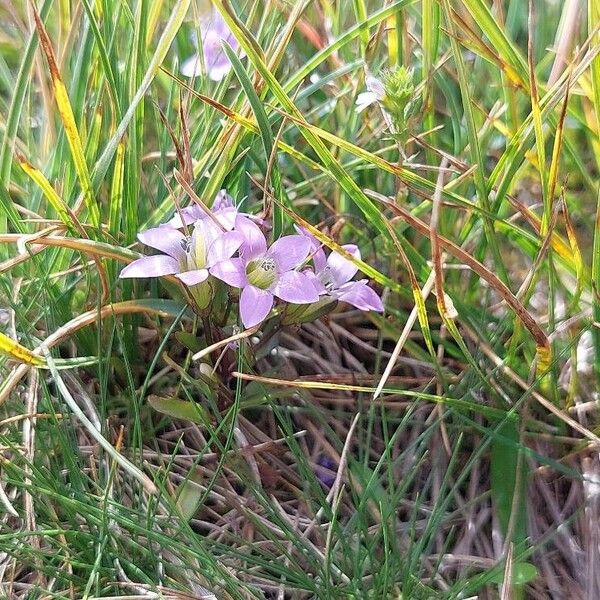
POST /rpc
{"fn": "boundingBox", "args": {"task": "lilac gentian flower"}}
[168,189,237,229]
[310,245,383,311]
[120,218,242,293]
[211,216,320,328]
[299,229,383,312]
[355,75,385,113]
[181,9,242,81]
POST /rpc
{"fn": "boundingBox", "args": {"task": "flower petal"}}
[212,189,234,211]
[119,255,181,278]
[316,455,337,487]
[366,75,385,99]
[214,206,237,230]
[355,91,377,113]
[303,269,328,295]
[267,235,311,271]
[181,55,202,78]
[312,247,327,273]
[138,226,185,260]
[335,280,383,311]
[175,269,209,286]
[207,58,233,82]
[200,17,241,81]
[207,231,243,265]
[192,217,228,269]
[198,8,226,36]
[272,271,320,304]
[194,216,222,248]
[295,226,326,271]
[235,215,267,260]
[210,258,248,288]
[200,9,236,40]
[240,285,273,328]
[168,204,204,228]
[327,244,360,286]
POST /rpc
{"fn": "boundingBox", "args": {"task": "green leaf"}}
[460,0,528,86]
[175,471,205,521]
[491,420,528,544]
[488,562,538,585]
[148,395,211,426]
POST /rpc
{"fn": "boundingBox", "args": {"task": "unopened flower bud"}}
[189,279,213,311]
[381,66,417,135]
[282,298,337,325]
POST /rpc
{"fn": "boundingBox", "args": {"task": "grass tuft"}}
[1,1,599,597]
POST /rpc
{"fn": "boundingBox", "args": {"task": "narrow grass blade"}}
[527,2,549,232]
[374,271,436,398]
[223,42,286,237]
[43,348,157,494]
[589,0,600,387]
[31,6,100,227]
[213,0,391,239]
[460,0,528,85]
[441,0,508,284]
[0,0,53,184]
[91,0,191,186]
[0,332,45,366]
[80,0,121,117]
[0,299,184,406]
[283,0,416,92]
[17,154,84,236]
[231,372,515,421]
[108,141,126,237]
[366,190,550,354]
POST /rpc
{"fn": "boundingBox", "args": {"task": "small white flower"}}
[576,330,594,375]
[355,75,385,113]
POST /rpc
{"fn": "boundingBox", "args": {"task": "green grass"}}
[0,0,598,597]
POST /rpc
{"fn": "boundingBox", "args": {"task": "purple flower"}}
[316,455,337,488]
[210,216,320,328]
[181,9,243,82]
[168,189,237,229]
[119,218,242,289]
[299,230,383,312]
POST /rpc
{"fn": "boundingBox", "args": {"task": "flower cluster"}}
[120,192,383,329]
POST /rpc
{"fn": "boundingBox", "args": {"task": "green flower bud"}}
[189,279,213,311]
[282,298,337,325]
[381,66,416,135]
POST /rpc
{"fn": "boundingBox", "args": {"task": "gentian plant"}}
[120,193,383,330]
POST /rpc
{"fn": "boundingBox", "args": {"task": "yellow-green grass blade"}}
[91,0,191,188]
[0,332,45,367]
[460,0,529,86]
[32,6,100,227]
[17,154,83,236]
